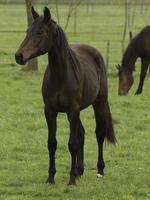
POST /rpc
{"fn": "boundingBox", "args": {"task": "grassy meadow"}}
[0,3,150,200]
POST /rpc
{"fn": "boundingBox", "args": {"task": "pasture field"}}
[0,3,150,200]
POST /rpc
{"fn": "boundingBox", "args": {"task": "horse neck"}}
[122,40,138,72]
[48,48,68,84]
[48,27,69,85]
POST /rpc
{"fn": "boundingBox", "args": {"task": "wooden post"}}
[74,10,77,34]
[121,0,128,55]
[55,0,60,24]
[140,0,144,14]
[86,3,89,14]
[129,31,132,42]
[91,3,94,15]
[127,0,130,27]
[106,40,110,71]
[131,7,135,27]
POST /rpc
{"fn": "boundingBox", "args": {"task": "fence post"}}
[106,40,110,71]
[129,31,132,42]
[140,0,144,14]
[121,0,128,55]
[74,10,77,34]
[86,3,89,14]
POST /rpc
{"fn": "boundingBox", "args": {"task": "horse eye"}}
[37,32,42,35]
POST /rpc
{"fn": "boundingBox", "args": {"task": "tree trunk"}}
[25,0,38,71]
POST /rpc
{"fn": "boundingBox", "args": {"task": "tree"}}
[64,0,82,31]
[54,0,82,31]
[25,0,38,70]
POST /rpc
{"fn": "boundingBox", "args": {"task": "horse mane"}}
[49,23,80,82]
[121,35,139,71]
[54,24,69,55]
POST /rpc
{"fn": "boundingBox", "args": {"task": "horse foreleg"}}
[76,120,85,177]
[67,111,80,186]
[135,59,149,95]
[44,106,58,184]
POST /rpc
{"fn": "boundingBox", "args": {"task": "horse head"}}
[116,64,134,95]
[15,7,55,65]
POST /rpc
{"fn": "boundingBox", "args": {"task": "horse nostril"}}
[15,53,23,60]
[15,53,24,64]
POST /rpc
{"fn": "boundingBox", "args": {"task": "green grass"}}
[0,3,150,200]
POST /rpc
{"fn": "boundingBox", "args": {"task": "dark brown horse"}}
[15,7,116,185]
[117,26,150,95]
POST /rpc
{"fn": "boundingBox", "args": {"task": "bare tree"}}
[25,0,38,70]
[121,0,136,56]
[106,40,110,71]
[121,0,129,54]
[55,0,60,24]
[64,0,82,31]
[48,1,82,32]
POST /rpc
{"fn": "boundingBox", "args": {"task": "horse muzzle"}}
[15,53,27,65]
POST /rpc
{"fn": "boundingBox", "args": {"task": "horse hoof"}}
[76,169,84,179]
[135,91,141,95]
[68,179,76,186]
[68,182,76,186]
[97,173,103,178]
[45,178,55,185]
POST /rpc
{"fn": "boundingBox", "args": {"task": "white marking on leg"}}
[97,173,103,178]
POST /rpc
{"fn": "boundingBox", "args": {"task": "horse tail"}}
[104,101,116,144]
[95,54,116,144]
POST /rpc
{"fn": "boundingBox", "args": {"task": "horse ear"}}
[43,7,51,23]
[31,6,39,20]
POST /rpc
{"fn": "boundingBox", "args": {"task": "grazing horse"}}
[117,26,150,95]
[15,7,116,185]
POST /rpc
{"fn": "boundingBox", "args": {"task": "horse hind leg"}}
[93,99,116,177]
[93,101,105,177]
[76,120,85,177]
